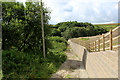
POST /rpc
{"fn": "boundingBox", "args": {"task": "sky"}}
[17,0,119,24]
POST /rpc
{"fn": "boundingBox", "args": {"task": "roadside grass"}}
[65,47,71,53]
[0,70,2,80]
[65,74,71,78]
[113,41,119,46]
[2,36,67,79]
[75,54,80,60]
[65,43,72,52]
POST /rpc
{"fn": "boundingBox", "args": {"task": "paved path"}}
[50,39,118,79]
[50,43,88,79]
[86,50,118,78]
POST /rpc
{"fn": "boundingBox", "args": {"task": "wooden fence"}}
[90,26,120,52]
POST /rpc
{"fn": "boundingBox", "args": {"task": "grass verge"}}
[2,36,67,79]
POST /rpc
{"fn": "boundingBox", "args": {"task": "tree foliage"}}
[2,2,67,79]
[2,2,50,52]
[51,21,107,40]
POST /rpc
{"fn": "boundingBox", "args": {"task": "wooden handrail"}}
[104,32,110,37]
[113,35,120,40]
[90,35,120,48]
[90,26,120,52]
[95,35,120,47]
[112,26,120,32]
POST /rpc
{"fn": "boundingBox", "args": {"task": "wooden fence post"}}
[93,43,95,51]
[110,29,112,50]
[91,43,94,51]
[95,41,96,52]
[90,43,91,51]
[98,38,100,52]
[102,34,105,51]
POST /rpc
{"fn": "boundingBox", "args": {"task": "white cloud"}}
[115,4,118,9]
[42,0,119,24]
[17,0,119,24]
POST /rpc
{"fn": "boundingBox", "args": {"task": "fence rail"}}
[90,26,120,52]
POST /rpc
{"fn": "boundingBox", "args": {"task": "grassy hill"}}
[94,23,119,31]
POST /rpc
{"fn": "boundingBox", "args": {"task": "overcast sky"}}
[17,0,119,24]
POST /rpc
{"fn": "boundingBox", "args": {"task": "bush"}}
[2,50,39,78]
[48,36,67,43]
[2,48,67,79]
[46,36,67,64]
[2,2,50,52]
[2,2,67,79]
[51,21,107,40]
[2,36,67,79]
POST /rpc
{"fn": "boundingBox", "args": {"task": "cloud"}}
[18,0,119,24]
[42,0,119,24]
[64,5,73,12]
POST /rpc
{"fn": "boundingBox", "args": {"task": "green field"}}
[94,23,119,31]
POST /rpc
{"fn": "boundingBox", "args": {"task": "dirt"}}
[70,35,102,51]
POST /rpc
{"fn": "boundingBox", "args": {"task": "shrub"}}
[2,36,67,79]
[51,21,107,40]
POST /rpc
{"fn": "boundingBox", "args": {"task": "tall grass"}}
[2,36,67,79]
[95,24,118,31]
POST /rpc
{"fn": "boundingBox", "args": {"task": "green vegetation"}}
[2,2,67,79]
[80,38,89,41]
[0,70,2,80]
[2,36,67,79]
[65,74,71,78]
[94,24,118,31]
[75,54,80,59]
[2,2,118,79]
[51,21,107,40]
[113,42,119,46]
[71,37,90,51]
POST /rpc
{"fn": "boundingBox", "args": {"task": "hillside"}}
[94,23,119,31]
[70,35,102,51]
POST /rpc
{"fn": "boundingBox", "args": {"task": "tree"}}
[2,2,50,53]
[2,2,25,50]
